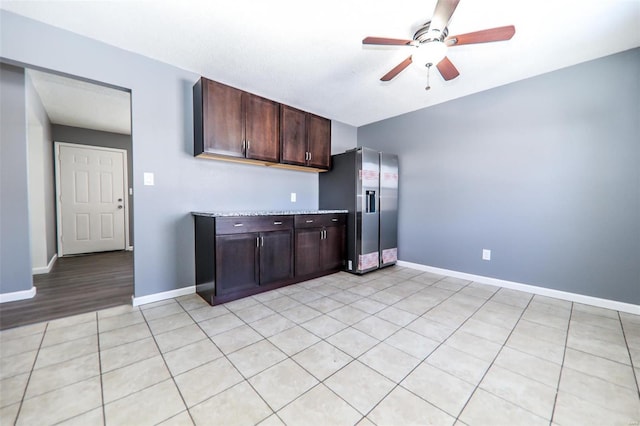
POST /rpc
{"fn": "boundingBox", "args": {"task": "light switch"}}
[290,192,297,202]
[482,249,491,261]
[143,172,154,186]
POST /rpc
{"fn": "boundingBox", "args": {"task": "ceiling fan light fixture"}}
[413,41,447,67]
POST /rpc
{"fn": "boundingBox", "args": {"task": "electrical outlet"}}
[290,192,297,202]
[482,249,491,261]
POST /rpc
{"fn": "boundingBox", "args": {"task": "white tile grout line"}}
[179,296,282,425]
[13,322,48,425]
[177,274,423,424]
[251,274,525,422]
[139,302,198,425]
[549,301,574,425]
[618,311,640,399]
[96,311,107,426]
[446,290,539,423]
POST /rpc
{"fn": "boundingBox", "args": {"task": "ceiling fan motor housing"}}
[413,21,449,45]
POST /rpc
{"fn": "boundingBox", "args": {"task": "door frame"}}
[54,141,130,257]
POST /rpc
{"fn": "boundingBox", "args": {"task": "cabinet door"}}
[203,80,244,157]
[215,233,259,295]
[280,105,307,166]
[259,230,293,285]
[321,225,345,271]
[245,94,279,162]
[295,228,321,277]
[307,114,331,170]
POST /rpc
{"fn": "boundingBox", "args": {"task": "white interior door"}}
[56,143,127,256]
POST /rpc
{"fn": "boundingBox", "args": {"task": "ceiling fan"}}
[363,0,515,88]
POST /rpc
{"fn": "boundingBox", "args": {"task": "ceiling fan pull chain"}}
[425,62,433,91]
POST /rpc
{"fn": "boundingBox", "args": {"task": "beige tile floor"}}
[1,266,639,425]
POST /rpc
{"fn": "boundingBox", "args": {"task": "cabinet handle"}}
[308,152,312,161]
[331,218,338,222]
[256,237,260,247]
[233,223,244,227]
[305,220,314,223]
[246,140,250,151]
[273,221,282,225]
[261,236,264,247]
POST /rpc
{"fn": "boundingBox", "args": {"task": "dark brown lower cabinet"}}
[259,230,294,284]
[322,225,346,271]
[215,233,259,295]
[216,229,293,296]
[294,214,346,279]
[195,213,345,305]
[295,228,322,277]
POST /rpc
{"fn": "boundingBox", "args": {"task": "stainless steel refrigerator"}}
[319,147,398,274]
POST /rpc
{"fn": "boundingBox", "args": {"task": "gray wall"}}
[331,121,357,155]
[1,11,319,298]
[26,70,56,269]
[52,125,134,245]
[0,63,33,294]
[359,48,640,304]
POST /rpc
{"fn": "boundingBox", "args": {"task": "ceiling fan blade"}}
[430,0,460,33]
[363,37,413,46]
[446,25,516,46]
[436,56,459,81]
[381,56,413,81]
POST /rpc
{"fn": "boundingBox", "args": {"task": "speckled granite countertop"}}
[192,210,348,217]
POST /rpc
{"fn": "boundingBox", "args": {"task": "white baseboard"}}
[397,260,640,315]
[0,286,37,303]
[132,286,195,307]
[32,254,58,275]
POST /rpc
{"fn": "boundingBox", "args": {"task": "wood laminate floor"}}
[0,251,133,330]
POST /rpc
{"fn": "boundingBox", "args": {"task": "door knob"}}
[118,205,123,209]
[118,198,123,202]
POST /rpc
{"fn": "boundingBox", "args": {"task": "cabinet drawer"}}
[216,216,293,234]
[295,214,346,229]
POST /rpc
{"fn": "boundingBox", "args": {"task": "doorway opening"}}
[0,67,134,330]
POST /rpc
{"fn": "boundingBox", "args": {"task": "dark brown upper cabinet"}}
[194,78,279,163]
[280,105,331,171]
[244,93,279,162]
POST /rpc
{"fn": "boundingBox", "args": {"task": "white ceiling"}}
[27,69,132,135]
[3,0,640,127]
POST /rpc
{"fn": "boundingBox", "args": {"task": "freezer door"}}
[356,148,380,272]
[379,152,398,266]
